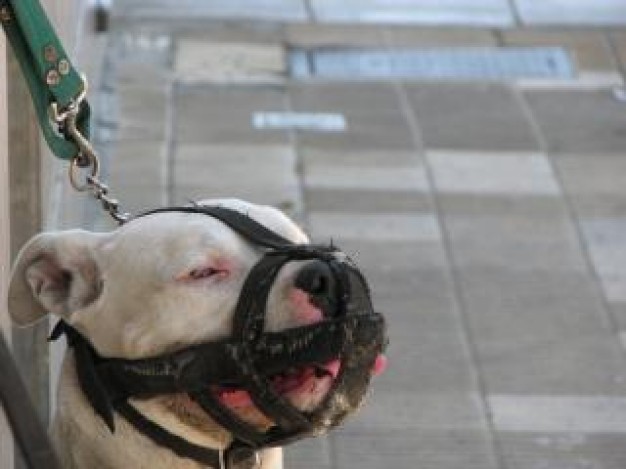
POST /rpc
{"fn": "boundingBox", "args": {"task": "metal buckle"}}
[222,446,261,469]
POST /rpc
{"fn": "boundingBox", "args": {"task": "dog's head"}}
[8,198,386,449]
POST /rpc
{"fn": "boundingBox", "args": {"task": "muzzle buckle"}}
[221,445,260,469]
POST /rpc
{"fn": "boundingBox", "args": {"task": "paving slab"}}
[296,110,415,151]
[441,214,587,273]
[173,144,299,211]
[437,193,569,218]
[116,85,169,141]
[612,303,626,334]
[171,23,283,44]
[114,0,308,21]
[427,152,560,196]
[503,30,618,73]
[580,218,626,303]
[310,0,514,27]
[332,429,499,469]
[384,27,497,47]
[115,62,173,89]
[285,24,385,47]
[290,83,401,113]
[106,142,167,187]
[174,86,290,145]
[555,156,626,218]
[105,141,168,213]
[555,156,626,198]
[490,395,626,433]
[305,189,432,213]
[304,165,429,192]
[406,84,539,151]
[496,431,626,469]
[349,391,487,430]
[335,239,449,274]
[307,212,441,242]
[376,298,480,393]
[301,148,421,168]
[524,89,626,155]
[515,0,626,26]
[175,40,286,85]
[611,32,626,71]
[456,269,626,395]
[113,31,173,68]
[284,437,332,469]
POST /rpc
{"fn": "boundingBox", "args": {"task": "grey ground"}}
[82,1,626,468]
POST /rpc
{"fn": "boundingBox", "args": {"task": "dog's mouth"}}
[161,287,386,435]
[212,359,341,410]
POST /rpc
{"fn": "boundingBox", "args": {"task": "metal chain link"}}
[51,77,131,224]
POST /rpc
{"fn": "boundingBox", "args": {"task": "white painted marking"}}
[490,395,626,433]
[252,112,347,132]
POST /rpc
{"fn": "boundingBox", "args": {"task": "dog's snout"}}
[295,261,334,297]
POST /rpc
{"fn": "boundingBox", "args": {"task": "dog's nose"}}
[295,260,333,296]
[295,261,336,316]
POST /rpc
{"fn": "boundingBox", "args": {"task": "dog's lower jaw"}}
[53,352,283,468]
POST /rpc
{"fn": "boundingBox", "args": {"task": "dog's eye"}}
[188,267,221,279]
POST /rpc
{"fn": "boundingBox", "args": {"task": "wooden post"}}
[7,35,50,434]
[2,2,95,466]
[1,29,15,469]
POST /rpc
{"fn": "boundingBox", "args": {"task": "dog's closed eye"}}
[189,267,221,279]
[176,265,228,282]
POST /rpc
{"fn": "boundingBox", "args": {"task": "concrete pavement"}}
[84,5,626,468]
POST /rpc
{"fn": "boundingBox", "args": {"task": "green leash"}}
[1,0,129,222]
[0,0,90,160]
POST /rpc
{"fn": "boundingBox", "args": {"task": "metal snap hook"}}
[69,152,99,192]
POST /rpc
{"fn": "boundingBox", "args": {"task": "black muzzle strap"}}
[53,205,387,469]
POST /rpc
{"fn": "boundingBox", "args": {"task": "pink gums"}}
[218,388,254,408]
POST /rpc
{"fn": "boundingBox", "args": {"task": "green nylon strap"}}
[0,0,91,160]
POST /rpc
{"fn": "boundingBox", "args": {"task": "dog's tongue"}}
[216,358,384,408]
[372,354,387,377]
[218,388,254,408]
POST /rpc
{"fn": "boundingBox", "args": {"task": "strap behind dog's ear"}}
[135,206,295,250]
[52,322,116,432]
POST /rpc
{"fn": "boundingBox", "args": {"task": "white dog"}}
[8,199,386,469]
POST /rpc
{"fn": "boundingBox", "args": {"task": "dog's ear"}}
[8,230,103,326]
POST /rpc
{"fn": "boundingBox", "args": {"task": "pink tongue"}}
[218,389,253,408]
[371,355,387,376]
[218,357,385,408]
[325,359,341,378]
